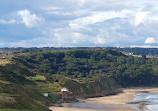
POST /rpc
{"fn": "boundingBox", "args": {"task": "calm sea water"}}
[133,93,158,111]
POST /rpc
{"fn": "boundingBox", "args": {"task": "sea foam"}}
[133,93,158,111]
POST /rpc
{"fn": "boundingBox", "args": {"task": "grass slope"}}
[0,64,61,111]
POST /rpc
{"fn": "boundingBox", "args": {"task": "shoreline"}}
[49,87,158,111]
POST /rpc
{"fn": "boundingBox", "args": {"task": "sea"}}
[132,93,158,111]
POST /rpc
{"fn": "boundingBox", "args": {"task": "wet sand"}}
[50,104,133,111]
[49,87,158,111]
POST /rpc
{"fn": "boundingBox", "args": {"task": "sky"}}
[0,0,158,47]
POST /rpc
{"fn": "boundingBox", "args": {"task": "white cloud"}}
[11,40,29,47]
[0,19,7,24]
[134,11,148,26]
[71,33,84,44]
[69,10,132,28]
[9,29,91,47]
[46,11,72,16]
[43,6,62,11]
[78,0,86,6]
[94,36,107,44]
[2,0,158,47]
[10,37,52,47]
[0,19,16,24]
[145,37,156,44]
[132,10,158,26]
[52,28,90,46]
[76,0,132,9]
[18,10,43,28]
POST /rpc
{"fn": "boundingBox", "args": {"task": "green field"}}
[0,109,21,111]
[0,59,11,65]
[27,75,46,81]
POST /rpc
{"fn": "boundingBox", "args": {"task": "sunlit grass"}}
[0,80,10,85]
[36,82,61,93]
[27,75,46,81]
[0,93,20,97]
[0,96,15,102]
[0,109,21,111]
[0,59,11,66]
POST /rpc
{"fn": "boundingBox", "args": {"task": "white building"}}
[43,93,48,97]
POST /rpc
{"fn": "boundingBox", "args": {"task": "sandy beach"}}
[49,87,158,111]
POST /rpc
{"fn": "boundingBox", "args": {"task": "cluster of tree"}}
[13,48,158,87]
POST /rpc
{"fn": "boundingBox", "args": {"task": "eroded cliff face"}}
[64,77,121,98]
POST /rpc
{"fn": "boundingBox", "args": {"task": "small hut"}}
[61,88,75,102]
[60,87,71,97]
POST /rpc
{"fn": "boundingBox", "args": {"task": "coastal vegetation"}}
[1,48,158,110]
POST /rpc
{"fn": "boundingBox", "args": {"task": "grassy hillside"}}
[0,63,61,110]
[0,82,50,111]
[0,58,11,66]
[1,48,158,110]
